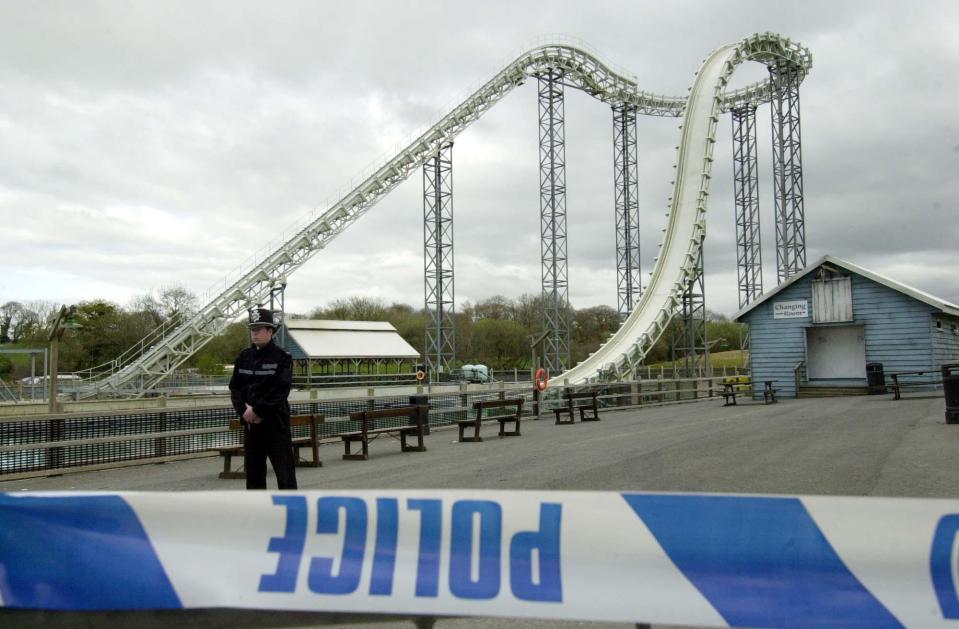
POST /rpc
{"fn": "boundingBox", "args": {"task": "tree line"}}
[0,289,744,379]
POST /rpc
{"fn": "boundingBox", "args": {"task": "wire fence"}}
[1,365,749,403]
[0,376,736,479]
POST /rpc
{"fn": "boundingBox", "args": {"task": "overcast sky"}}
[2,0,957,321]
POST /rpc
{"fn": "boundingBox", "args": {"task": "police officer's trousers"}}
[243,421,298,490]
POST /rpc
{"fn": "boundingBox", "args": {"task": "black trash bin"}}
[866,362,885,395]
[942,364,959,424]
[409,394,431,435]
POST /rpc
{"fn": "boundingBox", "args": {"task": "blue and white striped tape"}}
[2,490,958,627]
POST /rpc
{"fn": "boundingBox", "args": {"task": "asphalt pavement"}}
[2,393,954,629]
[2,393,953,498]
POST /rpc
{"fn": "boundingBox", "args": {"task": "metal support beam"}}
[732,104,763,308]
[423,142,456,376]
[268,277,287,349]
[731,104,762,361]
[769,60,807,283]
[613,104,641,319]
[670,242,710,378]
[538,69,569,374]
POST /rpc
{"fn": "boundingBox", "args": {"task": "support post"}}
[268,277,287,349]
[731,104,763,308]
[48,332,60,413]
[770,60,807,283]
[538,68,570,374]
[423,142,456,378]
[612,103,641,319]
[731,103,762,363]
[670,242,710,378]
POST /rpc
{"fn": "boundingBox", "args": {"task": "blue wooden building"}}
[734,255,959,398]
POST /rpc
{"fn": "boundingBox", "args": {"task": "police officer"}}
[229,307,297,490]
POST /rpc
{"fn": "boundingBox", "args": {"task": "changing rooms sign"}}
[773,300,808,319]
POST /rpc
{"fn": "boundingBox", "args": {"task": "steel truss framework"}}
[613,104,641,319]
[267,280,287,349]
[731,104,763,360]
[538,69,570,374]
[731,104,763,309]
[423,143,456,376]
[670,239,710,377]
[81,35,813,396]
[770,59,807,283]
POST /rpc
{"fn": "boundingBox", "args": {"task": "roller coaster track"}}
[82,33,812,397]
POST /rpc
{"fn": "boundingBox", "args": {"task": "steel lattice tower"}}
[731,104,763,308]
[267,278,287,349]
[613,104,641,319]
[538,69,570,374]
[670,242,710,378]
[423,143,455,376]
[770,60,807,283]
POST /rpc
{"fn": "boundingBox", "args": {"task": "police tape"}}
[1,490,958,627]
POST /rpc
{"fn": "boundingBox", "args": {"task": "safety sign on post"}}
[1,489,958,627]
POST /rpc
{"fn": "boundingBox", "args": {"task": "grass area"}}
[647,350,748,370]
[708,350,749,369]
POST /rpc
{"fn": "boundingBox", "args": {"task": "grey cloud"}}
[2,0,958,320]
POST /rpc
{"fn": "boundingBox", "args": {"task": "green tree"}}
[453,311,474,364]
[0,302,23,343]
[196,354,226,375]
[706,310,745,353]
[311,297,391,321]
[130,286,198,323]
[467,295,514,321]
[190,322,249,370]
[513,293,544,333]
[471,318,527,369]
[571,305,621,364]
[390,308,426,358]
[61,301,127,370]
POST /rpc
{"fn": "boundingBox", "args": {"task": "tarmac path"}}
[1,394,952,498]
[2,394,953,629]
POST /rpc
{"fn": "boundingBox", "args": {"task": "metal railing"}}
[0,379,17,403]
[0,376,730,479]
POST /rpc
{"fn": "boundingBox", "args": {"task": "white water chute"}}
[559,36,812,383]
[84,34,811,397]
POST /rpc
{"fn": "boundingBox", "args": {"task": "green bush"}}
[196,355,226,376]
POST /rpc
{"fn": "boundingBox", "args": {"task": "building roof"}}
[282,319,420,360]
[733,254,959,321]
[285,319,399,332]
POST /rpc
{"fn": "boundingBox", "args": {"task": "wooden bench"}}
[456,398,524,442]
[722,380,777,406]
[342,405,428,461]
[553,389,600,425]
[890,371,942,400]
[218,413,323,479]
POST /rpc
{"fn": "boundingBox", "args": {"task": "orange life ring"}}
[415,370,426,382]
[534,368,548,392]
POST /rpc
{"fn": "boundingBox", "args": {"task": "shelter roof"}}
[282,319,419,360]
[733,254,959,321]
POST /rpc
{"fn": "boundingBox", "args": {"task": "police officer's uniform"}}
[228,308,297,490]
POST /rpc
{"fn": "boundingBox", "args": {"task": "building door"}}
[806,325,866,379]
